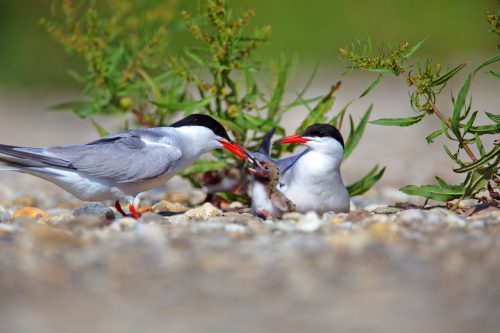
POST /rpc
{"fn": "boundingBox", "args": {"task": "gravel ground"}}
[0,179,499,333]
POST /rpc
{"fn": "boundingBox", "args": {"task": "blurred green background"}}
[0,0,496,89]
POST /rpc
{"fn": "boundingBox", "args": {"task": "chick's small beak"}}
[276,134,309,144]
[219,140,247,159]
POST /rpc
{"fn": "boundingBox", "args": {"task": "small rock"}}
[398,209,424,224]
[73,203,114,220]
[469,220,485,229]
[13,196,38,207]
[152,200,188,213]
[0,206,11,222]
[164,193,189,203]
[364,203,388,213]
[113,217,138,231]
[187,190,207,206]
[282,212,305,221]
[67,216,107,233]
[184,203,222,220]
[373,206,401,214]
[228,201,244,209]
[224,223,247,234]
[340,221,353,231]
[140,212,167,224]
[14,207,48,220]
[295,212,322,232]
[446,214,467,228]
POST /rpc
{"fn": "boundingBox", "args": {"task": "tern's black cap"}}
[302,124,344,148]
[171,114,231,142]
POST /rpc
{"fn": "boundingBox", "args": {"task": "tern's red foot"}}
[115,200,127,217]
[129,204,140,219]
[257,209,271,220]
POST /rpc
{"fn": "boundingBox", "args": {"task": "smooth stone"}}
[224,223,247,234]
[73,203,115,220]
[110,217,137,231]
[13,207,48,220]
[184,203,222,220]
[13,196,38,207]
[295,212,322,232]
[0,206,11,222]
[152,200,188,213]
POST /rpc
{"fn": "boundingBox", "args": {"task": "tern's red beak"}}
[277,134,309,144]
[219,140,247,160]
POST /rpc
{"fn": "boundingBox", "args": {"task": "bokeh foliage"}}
[341,5,500,206]
[41,0,383,197]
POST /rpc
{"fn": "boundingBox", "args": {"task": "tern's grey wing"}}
[257,128,276,156]
[276,149,310,175]
[49,131,182,183]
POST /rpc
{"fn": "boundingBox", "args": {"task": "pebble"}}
[13,207,48,220]
[295,212,322,232]
[110,217,137,231]
[152,200,188,213]
[73,203,115,220]
[13,196,38,207]
[224,223,247,234]
[0,206,11,222]
[184,203,222,220]
[363,203,389,213]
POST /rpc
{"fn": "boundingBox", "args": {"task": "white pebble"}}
[295,211,322,232]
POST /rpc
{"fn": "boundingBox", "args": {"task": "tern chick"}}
[249,160,296,219]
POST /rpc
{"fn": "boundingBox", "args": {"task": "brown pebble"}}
[152,201,188,213]
[13,196,38,207]
[13,207,48,220]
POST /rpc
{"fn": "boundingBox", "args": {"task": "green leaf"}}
[400,184,464,202]
[359,74,382,98]
[330,101,351,129]
[468,124,500,135]
[434,176,448,188]
[370,113,425,127]
[210,115,246,137]
[474,133,485,156]
[430,62,467,87]
[463,110,478,134]
[425,129,443,144]
[344,104,372,160]
[268,56,291,119]
[346,165,385,196]
[49,101,88,112]
[488,70,500,78]
[485,111,500,123]
[236,113,285,135]
[474,53,500,74]
[90,118,109,137]
[179,160,227,176]
[401,36,428,60]
[451,73,472,138]
[443,145,464,166]
[153,97,214,111]
[453,145,500,173]
[298,85,337,132]
[214,192,251,204]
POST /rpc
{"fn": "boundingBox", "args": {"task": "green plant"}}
[340,6,500,206]
[42,0,384,198]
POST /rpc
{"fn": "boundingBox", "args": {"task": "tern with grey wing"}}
[277,124,350,214]
[0,114,246,218]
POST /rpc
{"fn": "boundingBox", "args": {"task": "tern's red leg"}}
[115,200,127,217]
[257,209,271,220]
[129,204,140,219]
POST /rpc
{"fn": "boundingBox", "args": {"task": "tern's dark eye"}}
[264,165,269,170]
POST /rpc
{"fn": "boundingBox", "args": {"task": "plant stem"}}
[401,72,478,163]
